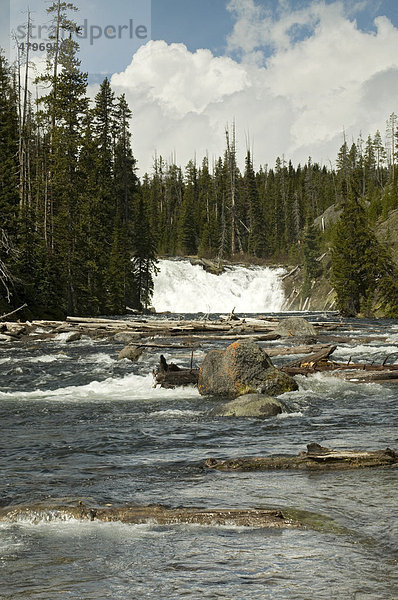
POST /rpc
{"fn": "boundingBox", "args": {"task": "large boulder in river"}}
[198,339,298,398]
[211,394,284,418]
[275,316,316,338]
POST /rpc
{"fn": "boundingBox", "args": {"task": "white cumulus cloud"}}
[110,1,398,174]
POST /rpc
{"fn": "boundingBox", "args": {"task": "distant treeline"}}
[1,2,398,318]
[142,123,398,260]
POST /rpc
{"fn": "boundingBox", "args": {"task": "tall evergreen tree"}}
[0,53,19,308]
[178,160,198,255]
[331,194,386,316]
[106,94,138,312]
[244,151,266,257]
[132,195,158,310]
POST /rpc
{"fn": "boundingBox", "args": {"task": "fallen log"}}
[279,343,398,382]
[336,370,398,383]
[205,444,398,472]
[0,502,302,529]
[263,343,332,357]
[154,369,199,388]
[283,345,337,368]
[153,354,199,388]
[282,361,398,378]
[172,332,280,342]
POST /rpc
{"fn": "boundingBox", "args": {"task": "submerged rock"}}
[65,332,82,343]
[198,338,298,398]
[117,345,144,361]
[258,369,299,396]
[189,257,224,275]
[210,393,284,418]
[114,331,142,344]
[275,317,316,338]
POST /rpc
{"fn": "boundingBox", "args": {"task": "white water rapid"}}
[152,259,285,313]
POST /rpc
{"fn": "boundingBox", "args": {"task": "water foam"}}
[0,372,200,403]
[333,344,398,362]
[152,259,285,313]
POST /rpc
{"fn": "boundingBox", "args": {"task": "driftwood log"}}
[280,346,398,382]
[0,503,301,529]
[205,444,398,472]
[153,354,199,388]
[264,343,332,357]
[282,345,337,370]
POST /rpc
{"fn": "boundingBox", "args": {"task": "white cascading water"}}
[152,259,286,313]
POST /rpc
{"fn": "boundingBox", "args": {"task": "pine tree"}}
[132,194,158,310]
[178,160,198,255]
[331,194,384,316]
[386,112,398,181]
[371,130,387,192]
[244,151,266,256]
[101,95,137,312]
[0,52,20,308]
[336,138,350,199]
[197,156,219,256]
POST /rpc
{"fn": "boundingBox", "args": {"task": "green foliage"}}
[331,194,398,317]
[132,195,158,310]
[0,2,156,316]
[1,9,398,319]
[178,161,198,255]
[331,197,373,315]
[0,52,20,309]
[245,151,267,257]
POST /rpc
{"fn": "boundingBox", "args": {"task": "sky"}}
[3,0,398,174]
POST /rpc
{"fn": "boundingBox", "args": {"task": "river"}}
[0,261,397,599]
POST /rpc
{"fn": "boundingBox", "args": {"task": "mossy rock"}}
[117,345,144,361]
[198,339,298,398]
[210,394,284,418]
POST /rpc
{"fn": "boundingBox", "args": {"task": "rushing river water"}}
[1,312,398,599]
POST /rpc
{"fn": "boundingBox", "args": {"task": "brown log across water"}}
[0,503,302,529]
[205,444,398,472]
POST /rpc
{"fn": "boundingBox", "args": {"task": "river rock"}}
[258,369,300,396]
[275,316,316,338]
[189,257,224,275]
[211,393,284,418]
[117,345,144,361]
[65,332,82,343]
[198,338,298,398]
[114,331,142,344]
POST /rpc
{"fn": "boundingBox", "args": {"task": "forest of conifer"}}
[1,1,398,318]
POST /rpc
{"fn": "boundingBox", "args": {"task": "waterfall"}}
[152,259,285,313]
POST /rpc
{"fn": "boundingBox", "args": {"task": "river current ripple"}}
[0,314,397,599]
